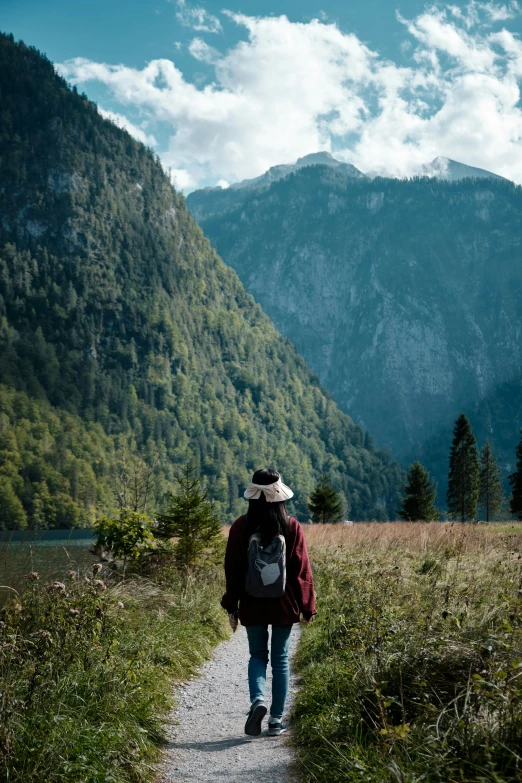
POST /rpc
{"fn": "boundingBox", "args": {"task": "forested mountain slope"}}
[188,165,522,500]
[0,33,403,527]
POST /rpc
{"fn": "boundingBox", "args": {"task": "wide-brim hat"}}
[243,477,294,503]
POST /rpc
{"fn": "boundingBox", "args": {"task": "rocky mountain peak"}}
[420,156,507,182]
[228,151,366,192]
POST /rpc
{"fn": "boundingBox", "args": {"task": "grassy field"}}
[295,522,522,783]
[0,556,227,783]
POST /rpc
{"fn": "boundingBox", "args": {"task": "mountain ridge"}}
[0,32,403,527]
[418,156,508,182]
[187,162,522,502]
[198,152,507,197]
[228,151,367,191]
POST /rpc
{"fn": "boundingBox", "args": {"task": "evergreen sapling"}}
[156,463,224,568]
[308,474,344,524]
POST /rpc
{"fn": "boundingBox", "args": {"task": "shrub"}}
[92,508,155,569]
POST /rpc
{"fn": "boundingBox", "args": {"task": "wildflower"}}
[29,572,40,581]
[93,579,107,590]
[32,630,52,642]
[67,569,77,579]
[117,601,125,609]
[69,608,80,616]
[92,563,103,574]
[49,581,66,592]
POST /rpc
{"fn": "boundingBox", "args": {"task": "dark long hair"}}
[246,468,290,545]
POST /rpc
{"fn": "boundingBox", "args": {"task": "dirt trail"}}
[158,625,300,783]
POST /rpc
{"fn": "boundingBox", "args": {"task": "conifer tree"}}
[398,462,438,521]
[156,463,224,568]
[479,441,505,522]
[509,431,522,520]
[308,474,344,524]
[447,414,480,522]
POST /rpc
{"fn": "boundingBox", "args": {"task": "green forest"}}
[0,33,404,528]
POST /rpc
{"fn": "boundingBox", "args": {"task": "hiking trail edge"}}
[158,625,300,783]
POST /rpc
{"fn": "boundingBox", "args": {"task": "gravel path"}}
[158,625,300,783]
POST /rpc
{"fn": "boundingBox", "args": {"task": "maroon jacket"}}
[221,515,316,626]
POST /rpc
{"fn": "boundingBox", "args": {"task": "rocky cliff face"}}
[188,166,522,500]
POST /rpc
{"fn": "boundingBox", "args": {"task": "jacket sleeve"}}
[220,519,244,614]
[288,521,316,621]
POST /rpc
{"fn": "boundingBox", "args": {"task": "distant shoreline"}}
[1,529,95,543]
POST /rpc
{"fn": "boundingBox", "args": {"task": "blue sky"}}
[4,1,522,190]
[3,0,452,70]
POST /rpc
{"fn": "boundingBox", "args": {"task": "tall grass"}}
[295,523,522,783]
[0,561,227,783]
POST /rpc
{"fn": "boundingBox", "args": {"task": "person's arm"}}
[288,521,316,621]
[220,519,245,616]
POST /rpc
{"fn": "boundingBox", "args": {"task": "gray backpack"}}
[245,526,286,598]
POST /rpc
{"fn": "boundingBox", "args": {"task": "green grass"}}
[0,563,227,783]
[294,523,522,783]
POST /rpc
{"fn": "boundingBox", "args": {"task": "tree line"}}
[307,413,522,523]
[397,412,522,522]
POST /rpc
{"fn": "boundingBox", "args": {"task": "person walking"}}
[221,469,316,737]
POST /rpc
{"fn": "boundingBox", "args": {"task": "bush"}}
[92,509,155,569]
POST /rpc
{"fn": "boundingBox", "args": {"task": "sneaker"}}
[268,719,288,736]
[244,699,267,736]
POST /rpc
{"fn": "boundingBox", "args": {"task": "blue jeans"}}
[245,625,292,721]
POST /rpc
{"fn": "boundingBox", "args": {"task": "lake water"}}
[0,529,97,593]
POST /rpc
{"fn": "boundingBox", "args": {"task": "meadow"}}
[3,521,522,783]
[0,552,227,783]
[295,522,522,783]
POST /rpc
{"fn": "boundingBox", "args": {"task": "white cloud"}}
[188,37,220,64]
[175,0,222,34]
[169,167,196,190]
[398,8,498,70]
[447,1,520,27]
[98,108,158,146]
[483,1,521,21]
[59,5,522,190]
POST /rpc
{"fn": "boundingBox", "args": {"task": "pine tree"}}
[478,441,505,522]
[308,474,344,524]
[156,463,224,568]
[509,431,522,520]
[447,414,480,522]
[398,462,438,521]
